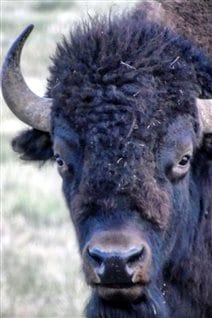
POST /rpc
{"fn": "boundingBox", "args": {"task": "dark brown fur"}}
[138,0,212,56]
[9,3,212,318]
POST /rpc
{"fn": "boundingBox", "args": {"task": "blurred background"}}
[1,1,139,317]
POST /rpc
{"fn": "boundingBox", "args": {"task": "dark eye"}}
[169,152,192,181]
[178,155,191,166]
[55,154,65,167]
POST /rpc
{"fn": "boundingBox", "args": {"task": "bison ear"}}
[12,129,53,161]
[193,52,212,99]
[201,133,212,158]
[197,133,212,217]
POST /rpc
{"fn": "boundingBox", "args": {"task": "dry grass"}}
[3,216,89,317]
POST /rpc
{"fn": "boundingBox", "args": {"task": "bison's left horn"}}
[196,99,212,133]
[1,24,52,132]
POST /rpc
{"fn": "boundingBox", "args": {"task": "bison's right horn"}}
[1,24,52,132]
[196,99,212,134]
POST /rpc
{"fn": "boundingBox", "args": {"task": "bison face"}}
[52,112,197,309]
[2,16,211,317]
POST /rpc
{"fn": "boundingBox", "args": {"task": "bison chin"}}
[86,286,169,318]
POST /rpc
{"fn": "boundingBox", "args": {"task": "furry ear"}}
[12,129,53,161]
[186,133,212,306]
[200,133,212,216]
[202,133,212,158]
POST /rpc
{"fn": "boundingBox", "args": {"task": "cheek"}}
[61,177,76,213]
[62,180,70,204]
[172,178,190,212]
[61,167,81,203]
[161,179,192,253]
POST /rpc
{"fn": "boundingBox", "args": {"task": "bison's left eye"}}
[178,154,191,167]
[170,153,192,180]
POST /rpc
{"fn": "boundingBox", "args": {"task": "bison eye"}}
[54,154,65,167]
[54,153,75,178]
[178,154,191,166]
[168,152,192,181]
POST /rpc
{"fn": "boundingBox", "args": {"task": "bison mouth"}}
[93,282,146,303]
[91,283,164,317]
[83,228,153,305]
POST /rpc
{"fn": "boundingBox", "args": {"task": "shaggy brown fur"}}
[6,3,212,318]
[138,0,212,56]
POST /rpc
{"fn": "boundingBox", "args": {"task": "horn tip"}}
[26,24,34,32]
[22,24,34,38]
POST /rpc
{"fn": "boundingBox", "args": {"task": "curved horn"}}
[196,99,212,133]
[1,24,52,132]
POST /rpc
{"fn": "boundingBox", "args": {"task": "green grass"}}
[1,1,139,317]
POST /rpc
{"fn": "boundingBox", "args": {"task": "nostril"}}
[126,247,145,265]
[88,248,104,266]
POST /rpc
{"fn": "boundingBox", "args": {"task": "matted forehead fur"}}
[48,10,205,135]
[48,10,209,227]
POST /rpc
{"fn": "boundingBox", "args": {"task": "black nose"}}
[88,247,144,284]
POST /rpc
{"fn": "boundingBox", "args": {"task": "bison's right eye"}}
[54,154,65,167]
[54,153,75,178]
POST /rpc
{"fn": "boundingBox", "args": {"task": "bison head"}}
[2,10,212,318]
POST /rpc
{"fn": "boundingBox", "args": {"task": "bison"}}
[137,0,212,57]
[1,4,212,318]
